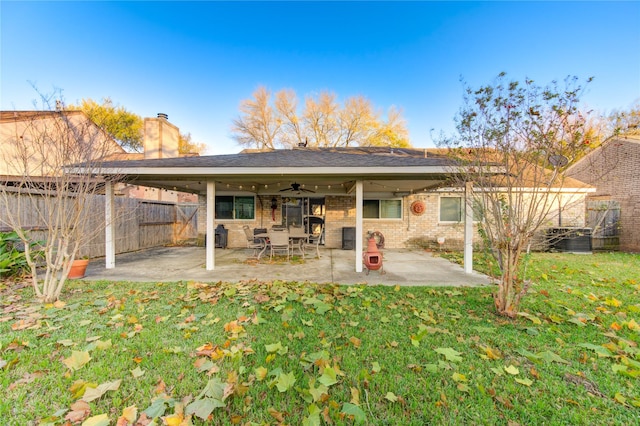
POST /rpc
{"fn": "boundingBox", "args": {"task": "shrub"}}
[0,231,42,277]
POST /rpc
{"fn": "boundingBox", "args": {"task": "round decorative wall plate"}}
[410,200,426,216]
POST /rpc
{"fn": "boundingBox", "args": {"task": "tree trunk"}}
[493,245,524,317]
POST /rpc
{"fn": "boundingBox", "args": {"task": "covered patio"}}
[82,246,492,287]
[83,147,494,276]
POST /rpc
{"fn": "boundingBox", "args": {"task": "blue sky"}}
[2,1,639,155]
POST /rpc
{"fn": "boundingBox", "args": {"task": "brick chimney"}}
[144,113,179,159]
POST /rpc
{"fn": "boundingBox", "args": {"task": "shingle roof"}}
[97,146,455,169]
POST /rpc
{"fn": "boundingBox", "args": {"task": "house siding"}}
[196,191,588,251]
[569,137,640,252]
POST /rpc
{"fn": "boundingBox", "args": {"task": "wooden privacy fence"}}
[587,199,620,251]
[1,192,199,258]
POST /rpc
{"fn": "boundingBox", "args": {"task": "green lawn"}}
[1,252,639,425]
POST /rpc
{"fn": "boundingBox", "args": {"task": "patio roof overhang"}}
[68,147,500,276]
[90,165,460,196]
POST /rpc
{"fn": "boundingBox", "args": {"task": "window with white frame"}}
[363,199,402,219]
[215,196,255,220]
[439,196,462,222]
[439,196,484,222]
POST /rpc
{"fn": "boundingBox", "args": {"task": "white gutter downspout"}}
[355,180,363,272]
[206,181,215,270]
[105,180,116,269]
[464,182,473,274]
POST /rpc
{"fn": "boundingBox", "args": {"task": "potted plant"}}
[68,257,89,279]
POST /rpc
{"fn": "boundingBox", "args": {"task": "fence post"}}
[206,181,215,270]
[105,181,116,269]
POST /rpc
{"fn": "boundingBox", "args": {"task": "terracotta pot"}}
[68,259,89,279]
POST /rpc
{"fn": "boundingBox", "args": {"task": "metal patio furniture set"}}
[243,225,323,261]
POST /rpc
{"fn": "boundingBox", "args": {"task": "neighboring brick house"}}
[90,146,594,272]
[1,110,197,203]
[0,110,125,176]
[568,135,640,252]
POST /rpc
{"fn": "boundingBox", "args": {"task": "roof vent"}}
[157,113,168,120]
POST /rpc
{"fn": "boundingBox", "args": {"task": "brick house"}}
[0,110,125,176]
[568,135,640,252]
[1,110,197,203]
[91,146,594,273]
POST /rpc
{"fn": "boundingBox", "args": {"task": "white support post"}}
[355,180,363,272]
[206,181,215,271]
[464,182,474,274]
[105,180,115,269]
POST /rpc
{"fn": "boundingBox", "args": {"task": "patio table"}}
[289,234,309,257]
[254,233,269,259]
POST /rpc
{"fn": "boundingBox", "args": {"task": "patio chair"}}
[243,225,264,258]
[268,228,290,261]
[288,225,307,257]
[302,225,323,259]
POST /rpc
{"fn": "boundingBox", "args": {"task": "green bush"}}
[0,230,42,277]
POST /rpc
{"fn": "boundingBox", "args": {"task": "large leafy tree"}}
[73,98,144,152]
[442,73,599,317]
[72,98,207,154]
[179,132,208,155]
[232,86,410,149]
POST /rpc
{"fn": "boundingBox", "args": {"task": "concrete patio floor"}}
[83,246,493,287]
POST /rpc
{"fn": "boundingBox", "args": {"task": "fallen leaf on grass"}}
[350,387,360,405]
[276,371,296,392]
[318,366,338,387]
[63,350,91,371]
[452,372,467,382]
[341,403,366,424]
[82,379,122,402]
[504,365,519,375]
[515,377,533,386]
[435,347,463,363]
[65,400,91,423]
[8,371,45,390]
[385,392,398,402]
[605,298,622,307]
[255,366,268,381]
[308,379,329,402]
[268,407,285,422]
[131,366,145,378]
[537,351,570,364]
[185,398,223,420]
[302,403,321,426]
[578,343,612,358]
[116,405,137,426]
[82,413,110,426]
[479,345,502,360]
[517,312,541,325]
[614,393,627,405]
[265,341,288,355]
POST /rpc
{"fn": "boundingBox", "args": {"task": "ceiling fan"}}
[279,182,315,193]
